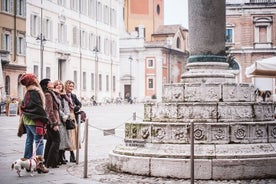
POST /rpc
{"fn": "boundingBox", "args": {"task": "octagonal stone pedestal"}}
[109,82,276,179]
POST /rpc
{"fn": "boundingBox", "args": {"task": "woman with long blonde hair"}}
[64,80,82,162]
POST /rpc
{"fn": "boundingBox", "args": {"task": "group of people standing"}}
[19,73,82,173]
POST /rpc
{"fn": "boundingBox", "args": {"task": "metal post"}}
[40,33,44,79]
[83,119,88,178]
[76,114,81,164]
[129,56,133,97]
[133,112,136,121]
[190,121,194,184]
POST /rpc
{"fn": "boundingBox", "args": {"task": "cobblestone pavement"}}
[68,158,276,184]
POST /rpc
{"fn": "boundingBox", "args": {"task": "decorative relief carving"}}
[215,128,225,140]
[163,84,184,102]
[172,127,188,141]
[271,127,276,138]
[207,87,219,100]
[141,128,150,139]
[152,127,166,140]
[178,104,217,120]
[255,128,264,138]
[125,124,131,138]
[194,126,205,140]
[234,127,246,140]
[152,104,177,120]
[218,105,253,121]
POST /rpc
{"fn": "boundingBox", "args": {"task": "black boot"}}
[70,151,76,163]
[63,151,68,163]
[59,150,66,165]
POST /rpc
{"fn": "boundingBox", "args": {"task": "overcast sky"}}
[164,0,189,28]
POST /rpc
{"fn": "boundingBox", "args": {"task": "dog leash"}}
[31,136,44,158]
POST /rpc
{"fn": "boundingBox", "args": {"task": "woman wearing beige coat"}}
[64,80,82,162]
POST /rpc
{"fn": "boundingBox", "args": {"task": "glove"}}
[74,106,80,113]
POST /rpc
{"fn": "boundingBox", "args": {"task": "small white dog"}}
[11,155,44,177]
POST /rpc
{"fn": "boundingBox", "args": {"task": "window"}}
[111,40,117,57]
[156,4,160,15]
[112,76,116,92]
[2,0,13,14]
[225,28,233,43]
[2,30,12,51]
[16,0,26,17]
[5,75,10,96]
[104,38,110,55]
[58,23,67,44]
[81,30,88,49]
[148,78,154,89]
[253,17,272,48]
[110,8,116,27]
[43,18,53,41]
[17,33,25,55]
[96,35,101,52]
[176,37,181,48]
[73,26,80,46]
[83,72,86,90]
[70,0,79,11]
[46,67,51,78]
[97,2,102,22]
[106,75,109,91]
[147,59,154,68]
[104,5,109,24]
[99,74,102,91]
[89,33,95,50]
[57,0,66,6]
[88,0,96,19]
[80,0,87,15]
[91,73,94,90]
[33,65,39,76]
[74,70,78,89]
[31,14,41,37]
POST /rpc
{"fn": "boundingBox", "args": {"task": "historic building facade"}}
[120,0,189,102]
[226,0,276,94]
[26,0,123,102]
[0,0,26,100]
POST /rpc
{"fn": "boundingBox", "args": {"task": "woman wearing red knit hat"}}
[19,73,49,173]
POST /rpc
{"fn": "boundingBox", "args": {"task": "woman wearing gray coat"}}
[53,80,71,164]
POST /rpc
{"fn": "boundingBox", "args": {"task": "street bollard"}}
[76,114,81,164]
[133,112,136,121]
[190,120,194,184]
[84,118,89,178]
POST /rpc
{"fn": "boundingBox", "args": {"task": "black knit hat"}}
[40,78,51,92]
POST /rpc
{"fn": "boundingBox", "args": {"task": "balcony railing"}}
[249,0,276,4]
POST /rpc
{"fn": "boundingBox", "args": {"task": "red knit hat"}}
[19,73,37,86]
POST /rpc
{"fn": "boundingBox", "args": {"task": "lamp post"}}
[36,33,46,80]
[129,56,133,97]
[93,47,99,101]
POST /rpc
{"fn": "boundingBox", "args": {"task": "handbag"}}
[66,119,75,130]
[17,115,26,137]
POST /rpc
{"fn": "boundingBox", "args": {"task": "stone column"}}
[189,0,226,56]
[182,0,235,83]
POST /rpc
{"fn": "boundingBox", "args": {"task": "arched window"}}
[176,37,181,49]
[228,59,240,70]
[5,76,10,96]
[156,4,160,15]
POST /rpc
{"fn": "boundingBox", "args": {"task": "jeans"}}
[24,125,44,159]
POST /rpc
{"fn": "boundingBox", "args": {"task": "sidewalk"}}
[0,104,276,184]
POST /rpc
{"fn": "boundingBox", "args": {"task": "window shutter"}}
[58,23,61,43]
[37,16,41,36]
[16,0,19,15]
[17,36,19,54]
[2,33,6,50]
[10,0,14,13]
[64,25,67,43]
[2,0,6,11]
[9,34,12,51]
[23,37,26,55]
